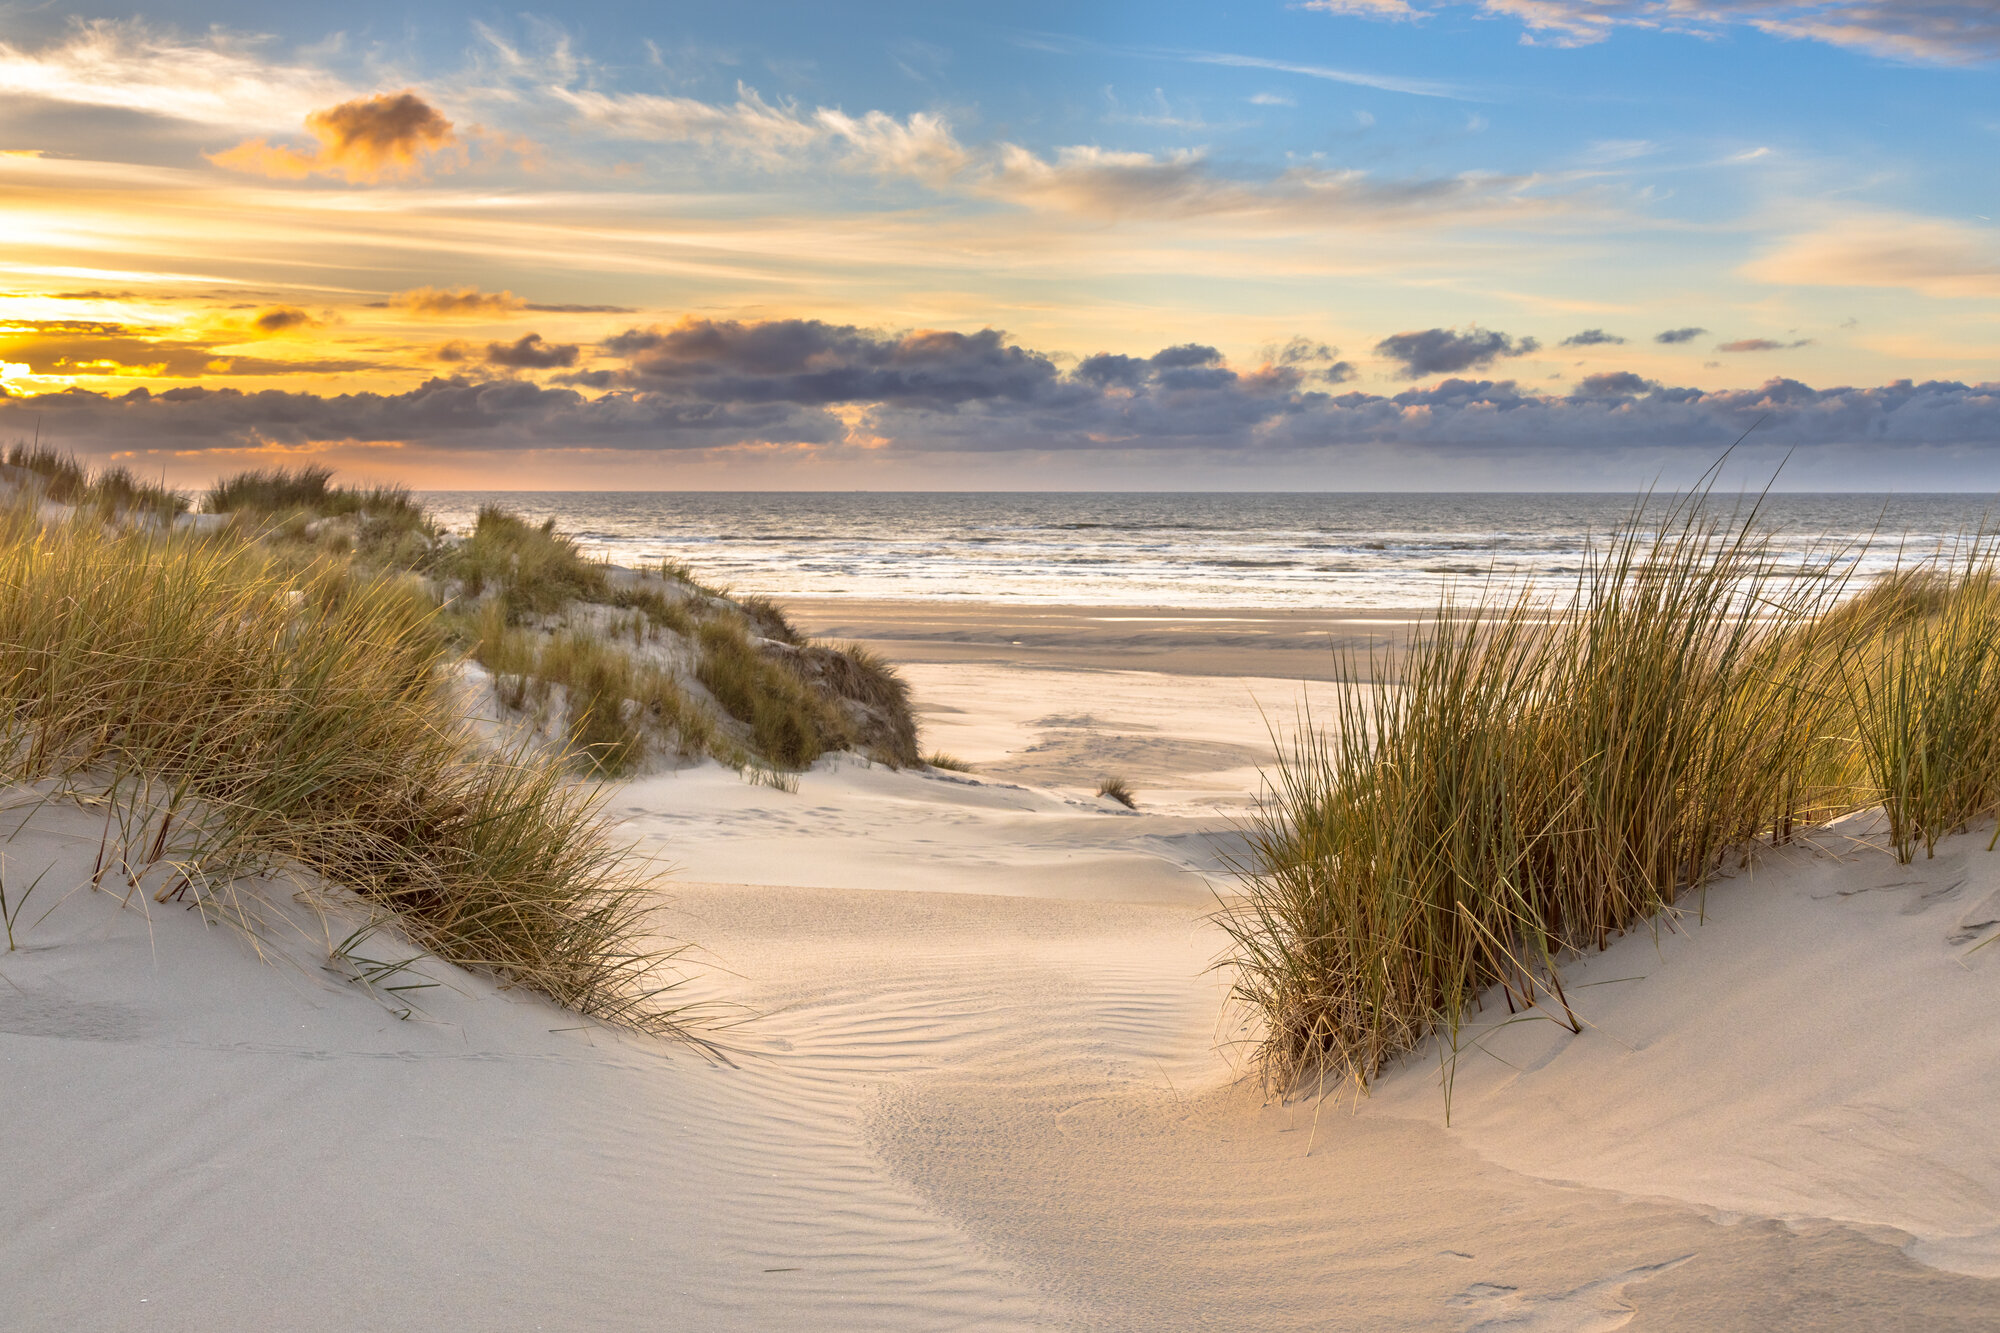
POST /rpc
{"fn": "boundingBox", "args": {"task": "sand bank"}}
[7,610,1999,1328]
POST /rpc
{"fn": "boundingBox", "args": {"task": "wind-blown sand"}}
[6,617,1999,1329]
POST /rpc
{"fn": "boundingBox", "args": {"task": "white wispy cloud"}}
[1180,50,1474,99]
[0,19,354,129]
[1309,2,2000,63]
[550,83,967,180]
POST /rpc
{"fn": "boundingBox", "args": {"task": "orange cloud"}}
[387,286,523,317]
[210,91,457,185]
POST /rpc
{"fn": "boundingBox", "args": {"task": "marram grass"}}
[0,505,690,1035]
[1222,495,2000,1096]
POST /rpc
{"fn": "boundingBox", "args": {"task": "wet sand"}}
[784,598,1430,680]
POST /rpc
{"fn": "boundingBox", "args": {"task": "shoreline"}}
[782,598,1437,680]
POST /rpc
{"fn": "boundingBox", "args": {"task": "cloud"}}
[1259,336,1356,383]
[375,286,637,318]
[210,91,458,184]
[1305,3,2000,63]
[386,286,523,318]
[1178,51,1470,99]
[1301,0,1426,16]
[597,318,1069,409]
[1572,370,1654,396]
[816,108,971,182]
[0,376,823,453]
[0,321,377,378]
[551,82,966,179]
[986,143,1547,226]
[1744,215,2000,298]
[1560,328,1626,346]
[485,333,579,369]
[0,18,352,129]
[1655,326,1707,344]
[11,354,2000,473]
[1718,337,1814,352]
[1375,326,1541,376]
[249,305,318,334]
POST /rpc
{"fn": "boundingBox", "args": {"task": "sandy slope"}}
[1365,812,2000,1278]
[6,654,1999,1328]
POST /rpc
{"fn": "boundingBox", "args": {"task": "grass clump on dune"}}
[448,507,609,621]
[204,465,434,567]
[6,444,189,523]
[696,617,846,769]
[1844,554,2000,862]
[1224,492,2000,1096]
[0,505,686,1033]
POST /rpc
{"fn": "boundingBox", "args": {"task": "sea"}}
[417,492,2000,610]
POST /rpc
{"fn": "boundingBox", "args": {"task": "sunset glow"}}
[3,2,1996,488]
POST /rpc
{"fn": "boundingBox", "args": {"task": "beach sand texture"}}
[5,627,1999,1328]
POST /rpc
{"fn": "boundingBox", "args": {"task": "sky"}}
[0,0,1996,491]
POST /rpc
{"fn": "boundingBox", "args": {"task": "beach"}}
[8,594,1999,1329]
[11,0,1998,1320]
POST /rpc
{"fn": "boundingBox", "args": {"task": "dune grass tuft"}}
[695,616,846,768]
[1843,551,2000,861]
[926,751,974,772]
[7,445,188,522]
[1219,491,2000,1096]
[448,507,610,621]
[0,504,687,1034]
[1097,776,1137,808]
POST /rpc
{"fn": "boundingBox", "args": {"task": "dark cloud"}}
[485,333,580,370]
[1655,327,1707,344]
[251,306,318,334]
[1320,361,1357,384]
[552,369,619,389]
[599,318,1069,409]
[1572,371,1654,397]
[1075,353,1149,388]
[1560,328,1625,347]
[1375,326,1540,377]
[1266,336,1340,366]
[7,318,1999,471]
[1151,343,1224,370]
[526,303,638,314]
[0,377,824,453]
[1718,337,1814,352]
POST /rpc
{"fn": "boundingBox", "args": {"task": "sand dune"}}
[1365,810,2000,1279]
[7,653,1999,1328]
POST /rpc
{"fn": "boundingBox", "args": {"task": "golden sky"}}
[2,6,1997,489]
